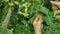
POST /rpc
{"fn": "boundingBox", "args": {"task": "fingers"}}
[33,15,41,26]
[33,15,42,34]
[33,14,42,26]
[50,1,58,5]
[50,1,60,9]
[50,1,58,8]
[34,15,41,22]
[52,6,58,10]
[50,1,58,10]
[37,15,42,27]
[38,16,42,23]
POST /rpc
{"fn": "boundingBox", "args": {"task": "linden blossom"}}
[9,2,14,7]
[14,1,19,5]
[18,11,29,17]
[3,0,9,2]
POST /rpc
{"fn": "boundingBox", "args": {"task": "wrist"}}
[35,31,41,34]
[35,29,41,34]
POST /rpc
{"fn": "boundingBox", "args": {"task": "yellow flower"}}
[25,8,28,13]
[27,3,31,7]
[18,11,23,15]
[3,0,9,2]
[22,2,31,7]
[56,10,60,14]
[22,0,25,2]
[22,2,28,7]
[18,11,29,17]
[23,13,29,17]
[9,2,14,7]
[22,3,26,7]
[55,15,60,18]
[15,1,19,5]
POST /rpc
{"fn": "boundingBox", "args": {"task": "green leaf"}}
[54,30,60,34]
[42,31,51,34]
[0,27,2,34]
[39,6,49,16]
[3,29,13,34]
[0,26,13,34]
[0,32,2,34]
[45,31,51,34]
[42,15,52,25]
[34,5,49,16]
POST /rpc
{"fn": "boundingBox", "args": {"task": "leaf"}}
[45,31,51,34]
[0,26,3,32]
[34,5,49,16]
[42,15,52,25]
[42,30,51,34]
[0,26,13,34]
[0,27,2,34]
[54,30,60,34]
[3,29,13,34]
[39,6,49,16]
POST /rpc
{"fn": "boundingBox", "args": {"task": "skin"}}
[50,1,60,10]
[33,14,42,34]
[33,1,60,34]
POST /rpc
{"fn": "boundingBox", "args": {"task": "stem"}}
[25,7,28,14]
[2,7,12,30]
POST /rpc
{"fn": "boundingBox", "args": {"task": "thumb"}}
[38,15,42,24]
[50,1,60,9]
[50,1,58,5]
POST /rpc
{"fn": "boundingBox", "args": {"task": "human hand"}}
[33,14,42,34]
[50,1,60,10]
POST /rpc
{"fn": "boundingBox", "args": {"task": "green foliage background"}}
[0,0,60,34]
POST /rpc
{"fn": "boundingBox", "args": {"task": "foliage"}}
[0,0,60,34]
[0,26,13,34]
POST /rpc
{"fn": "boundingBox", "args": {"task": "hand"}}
[50,1,60,10]
[33,14,42,34]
